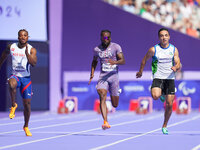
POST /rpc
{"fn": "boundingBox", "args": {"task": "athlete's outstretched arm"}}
[171,47,181,72]
[136,47,155,78]
[109,52,125,65]
[88,56,98,85]
[0,45,11,70]
[25,45,37,67]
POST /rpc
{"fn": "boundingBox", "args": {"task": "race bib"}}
[13,61,26,72]
[102,63,117,72]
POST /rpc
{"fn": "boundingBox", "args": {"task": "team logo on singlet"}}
[99,50,112,58]
[11,48,15,51]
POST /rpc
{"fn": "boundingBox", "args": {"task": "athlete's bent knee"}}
[112,103,118,108]
[9,82,17,89]
[111,96,119,108]
[97,89,107,100]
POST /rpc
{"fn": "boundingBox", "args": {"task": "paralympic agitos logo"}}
[178,82,196,96]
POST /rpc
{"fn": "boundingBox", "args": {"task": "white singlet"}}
[10,43,32,77]
[152,43,175,79]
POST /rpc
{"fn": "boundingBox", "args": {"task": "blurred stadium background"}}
[0,0,200,113]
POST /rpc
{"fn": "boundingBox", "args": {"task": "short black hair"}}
[100,29,111,36]
[158,28,169,36]
[18,29,28,36]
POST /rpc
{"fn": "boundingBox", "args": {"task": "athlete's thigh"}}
[151,87,162,96]
[108,74,119,96]
[96,79,109,92]
[97,88,107,97]
[23,98,31,105]
[165,79,175,95]
[96,78,109,100]
[8,75,21,88]
[165,80,175,104]
[20,77,32,99]
[151,79,162,96]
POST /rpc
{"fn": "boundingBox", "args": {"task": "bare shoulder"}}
[6,44,13,50]
[174,47,179,55]
[149,46,155,52]
[7,44,12,49]
[31,47,37,52]
[30,47,37,55]
[175,47,179,52]
[147,46,155,57]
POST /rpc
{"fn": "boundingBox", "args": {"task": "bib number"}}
[102,63,117,72]
[13,61,26,72]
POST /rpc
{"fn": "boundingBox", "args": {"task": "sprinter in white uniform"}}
[136,28,181,135]
[0,29,37,136]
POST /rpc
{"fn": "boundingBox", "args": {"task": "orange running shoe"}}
[9,103,18,119]
[102,121,111,130]
[23,127,32,136]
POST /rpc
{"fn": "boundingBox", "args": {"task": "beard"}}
[19,40,27,45]
[102,41,110,48]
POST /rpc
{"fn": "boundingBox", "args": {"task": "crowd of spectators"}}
[104,0,200,39]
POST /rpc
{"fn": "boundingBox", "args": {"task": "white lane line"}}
[0,114,162,149]
[0,118,100,135]
[0,111,95,121]
[0,127,102,150]
[33,131,133,136]
[0,112,50,121]
[0,112,93,126]
[192,144,200,150]
[90,115,200,150]
[0,112,132,135]
[33,130,200,136]
[34,132,132,136]
[29,114,162,136]
[0,118,55,126]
